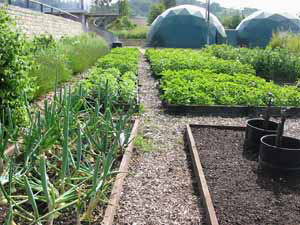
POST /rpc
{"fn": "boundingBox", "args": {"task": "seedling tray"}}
[186,124,300,225]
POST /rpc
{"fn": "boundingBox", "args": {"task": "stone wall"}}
[3,5,84,39]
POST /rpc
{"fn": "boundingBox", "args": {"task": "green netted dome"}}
[237,10,300,47]
[147,5,226,48]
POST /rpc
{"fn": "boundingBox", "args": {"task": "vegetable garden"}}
[0,13,141,222]
[145,47,300,107]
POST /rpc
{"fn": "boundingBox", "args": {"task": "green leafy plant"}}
[145,48,256,76]
[160,69,300,106]
[0,7,35,124]
[204,44,300,82]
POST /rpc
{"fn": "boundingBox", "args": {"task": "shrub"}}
[148,3,165,25]
[0,8,35,124]
[204,44,300,82]
[30,34,56,53]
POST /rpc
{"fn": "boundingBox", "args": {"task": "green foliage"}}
[30,35,56,53]
[82,67,120,99]
[81,48,140,104]
[30,33,109,99]
[97,47,140,74]
[160,69,300,106]
[269,32,300,54]
[0,8,35,124]
[119,0,130,17]
[134,135,153,152]
[119,71,137,103]
[147,3,165,25]
[145,48,255,76]
[204,44,300,82]
[221,14,244,29]
[0,82,134,224]
[110,25,149,39]
[30,47,72,98]
[161,0,176,9]
[59,33,109,74]
[108,16,136,30]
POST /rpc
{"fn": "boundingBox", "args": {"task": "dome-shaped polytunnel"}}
[237,10,300,48]
[147,5,226,48]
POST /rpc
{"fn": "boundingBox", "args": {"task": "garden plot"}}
[145,48,300,117]
[0,48,140,225]
[187,124,300,225]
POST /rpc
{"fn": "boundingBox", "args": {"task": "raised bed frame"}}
[165,101,300,117]
[3,119,140,225]
[185,124,245,225]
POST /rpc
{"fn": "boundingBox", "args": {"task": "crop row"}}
[160,69,300,106]
[146,48,300,106]
[0,48,140,224]
[145,48,255,76]
[82,47,140,106]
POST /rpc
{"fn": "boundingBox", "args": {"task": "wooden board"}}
[102,119,140,225]
[186,124,219,225]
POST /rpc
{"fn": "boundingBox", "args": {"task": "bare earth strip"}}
[114,51,300,225]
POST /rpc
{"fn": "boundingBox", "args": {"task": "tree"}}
[161,0,176,9]
[222,14,244,29]
[148,3,165,25]
[119,0,130,17]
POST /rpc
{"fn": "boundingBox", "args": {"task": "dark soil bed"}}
[191,126,300,225]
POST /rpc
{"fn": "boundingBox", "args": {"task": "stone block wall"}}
[4,5,84,39]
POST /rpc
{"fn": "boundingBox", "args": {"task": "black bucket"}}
[259,135,300,176]
[112,41,123,48]
[244,119,278,152]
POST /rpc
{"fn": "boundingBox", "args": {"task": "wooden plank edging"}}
[186,124,219,225]
[102,119,140,225]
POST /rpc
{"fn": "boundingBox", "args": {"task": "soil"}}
[191,126,300,225]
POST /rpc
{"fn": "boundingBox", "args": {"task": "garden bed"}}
[186,124,300,225]
[0,119,139,225]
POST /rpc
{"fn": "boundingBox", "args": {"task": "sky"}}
[208,0,300,14]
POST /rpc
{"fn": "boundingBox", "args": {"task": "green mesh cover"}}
[237,11,300,48]
[147,5,226,48]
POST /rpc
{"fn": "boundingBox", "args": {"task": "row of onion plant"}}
[0,80,135,224]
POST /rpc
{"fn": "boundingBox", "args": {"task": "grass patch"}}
[134,135,154,153]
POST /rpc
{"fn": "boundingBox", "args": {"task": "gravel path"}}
[115,51,300,225]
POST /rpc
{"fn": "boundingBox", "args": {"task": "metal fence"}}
[0,0,119,15]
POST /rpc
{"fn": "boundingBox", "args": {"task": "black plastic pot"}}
[259,135,300,175]
[112,41,123,48]
[244,119,278,152]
